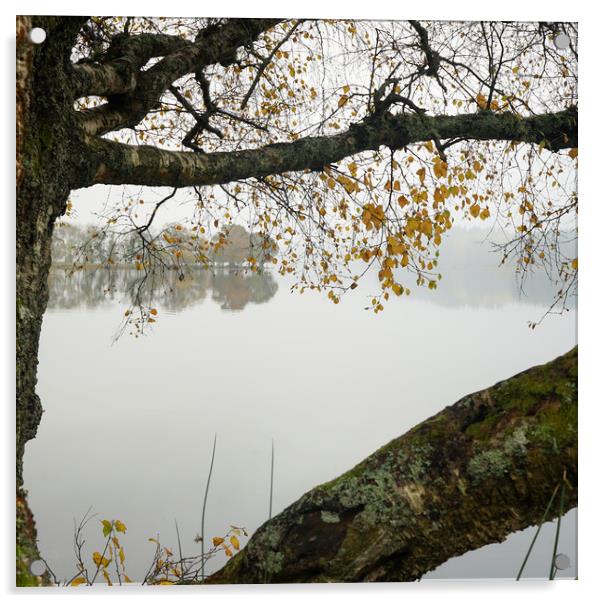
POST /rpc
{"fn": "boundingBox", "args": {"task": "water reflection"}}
[47,259,574,316]
[47,267,278,313]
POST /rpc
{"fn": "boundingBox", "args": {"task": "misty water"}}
[24,230,577,582]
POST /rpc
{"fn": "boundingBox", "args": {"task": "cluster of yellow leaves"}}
[212,532,241,558]
[361,203,385,231]
[332,143,504,312]
[71,519,132,586]
[475,93,508,112]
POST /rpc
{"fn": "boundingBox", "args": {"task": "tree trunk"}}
[16,16,89,585]
[210,347,577,583]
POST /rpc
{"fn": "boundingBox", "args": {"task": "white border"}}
[2,1,600,602]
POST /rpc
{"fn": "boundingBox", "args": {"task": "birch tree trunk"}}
[16,16,88,585]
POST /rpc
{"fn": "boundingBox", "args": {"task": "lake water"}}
[24,235,577,583]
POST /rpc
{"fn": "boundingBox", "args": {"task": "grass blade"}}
[516,482,560,580]
[200,433,217,582]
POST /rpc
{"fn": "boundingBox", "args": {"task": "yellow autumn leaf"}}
[158,580,174,585]
[421,220,433,237]
[433,158,447,179]
[476,93,487,109]
[469,204,481,218]
[416,167,426,184]
[571,258,578,270]
[114,520,127,533]
[212,537,225,547]
[338,95,349,108]
[70,576,86,586]
[230,535,240,551]
[568,148,578,159]
[92,551,107,567]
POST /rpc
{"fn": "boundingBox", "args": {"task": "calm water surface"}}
[25,243,577,582]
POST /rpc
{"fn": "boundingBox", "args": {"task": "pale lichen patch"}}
[399,483,426,513]
[321,510,341,523]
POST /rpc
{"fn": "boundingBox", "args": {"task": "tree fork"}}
[210,347,577,583]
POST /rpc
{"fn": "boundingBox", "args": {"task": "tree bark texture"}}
[210,347,577,583]
[90,107,577,188]
[17,15,89,486]
[16,15,89,585]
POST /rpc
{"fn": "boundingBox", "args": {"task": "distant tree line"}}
[51,222,278,268]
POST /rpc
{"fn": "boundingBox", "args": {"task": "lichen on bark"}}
[210,347,577,583]
[16,15,89,586]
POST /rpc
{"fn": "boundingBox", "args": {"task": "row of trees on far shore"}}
[51,222,278,268]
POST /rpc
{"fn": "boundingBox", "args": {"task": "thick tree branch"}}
[76,18,282,136]
[208,347,577,583]
[73,33,194,97]
[87,107,577,189]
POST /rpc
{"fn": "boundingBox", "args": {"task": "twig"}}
[174,519,184,582]
[241,21,302,110]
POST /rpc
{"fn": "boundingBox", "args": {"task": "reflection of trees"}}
[211,269,279,311]
[47,267,278,313]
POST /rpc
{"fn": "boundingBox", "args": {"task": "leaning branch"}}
[208,347,577,583]
[86,107,577,189]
